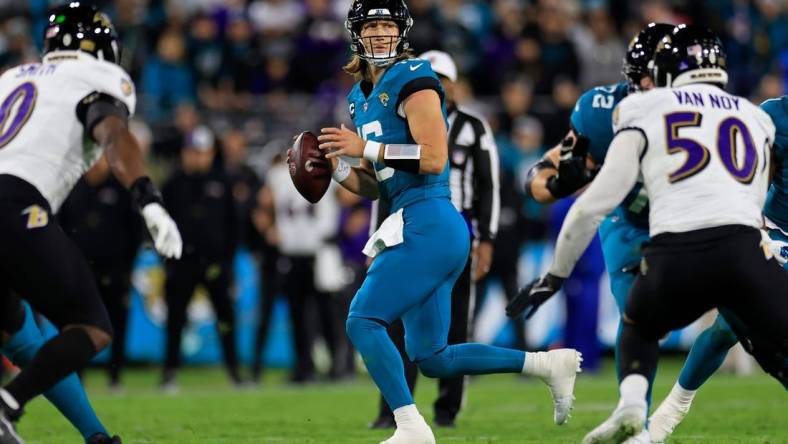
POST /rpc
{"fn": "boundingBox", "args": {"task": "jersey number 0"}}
[0,82,37,149]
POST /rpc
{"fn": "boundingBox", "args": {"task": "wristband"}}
[332,158,351,183]
[130,176,164,210]
[363,140,382,163]
[383,144,421,174]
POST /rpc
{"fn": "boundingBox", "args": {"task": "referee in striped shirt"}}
[369,50,501,429]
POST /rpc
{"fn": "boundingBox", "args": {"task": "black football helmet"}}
[652,24,727,88]
[622,22,675,91]
[43,2,120,64]
[345,0,413,67]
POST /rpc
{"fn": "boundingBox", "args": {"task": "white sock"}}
[393,404,422,427]
[619,374,649,406]
[522,352,550,378]
[671,382,697,404]
[0,389,19,411]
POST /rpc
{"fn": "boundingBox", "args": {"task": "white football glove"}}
[768,237,788,266]
[142,203,182,259]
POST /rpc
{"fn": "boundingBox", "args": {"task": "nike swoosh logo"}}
[410,63,423,71]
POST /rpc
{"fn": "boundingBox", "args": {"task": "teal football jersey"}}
[347,58,450,212]
[570,82,648,227]
[570,82,629,163]
[762,96,788,231]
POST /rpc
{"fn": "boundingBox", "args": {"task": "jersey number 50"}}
[664,111,759,184]
[0,82,37,149]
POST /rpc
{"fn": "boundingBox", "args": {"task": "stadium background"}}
[1,0,786,369]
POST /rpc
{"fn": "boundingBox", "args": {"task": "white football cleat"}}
[379,420,435,444]
[581,399,647,444]
[648,384,695,443]
[538,349,583,425]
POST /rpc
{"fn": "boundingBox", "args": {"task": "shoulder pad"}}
[70,59,136,117]
[571,83,626,135]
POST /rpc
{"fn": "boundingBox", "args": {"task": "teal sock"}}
[2,303,108,440]
[417,343,525,378]
[678,315,737,391]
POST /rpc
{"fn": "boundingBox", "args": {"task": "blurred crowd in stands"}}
[0,0,785,385]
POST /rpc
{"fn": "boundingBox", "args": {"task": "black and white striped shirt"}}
[446,104,500,242]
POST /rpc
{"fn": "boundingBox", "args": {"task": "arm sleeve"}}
[548,129,646,277]
[75,92,130,141]
[396,76,443,118]
[471,117,500,241]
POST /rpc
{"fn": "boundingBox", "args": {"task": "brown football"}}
[288,131,331,203]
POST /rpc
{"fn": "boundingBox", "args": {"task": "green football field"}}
[17,357,787,443]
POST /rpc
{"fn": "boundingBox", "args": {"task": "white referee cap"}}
[419,50,457,82]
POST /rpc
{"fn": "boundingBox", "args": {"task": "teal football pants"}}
[347,198,526,410]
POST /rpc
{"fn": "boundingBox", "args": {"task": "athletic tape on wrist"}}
[332,158,351,182]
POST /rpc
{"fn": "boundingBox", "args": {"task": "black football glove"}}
[546,134,595,198]
[506,273,565,319]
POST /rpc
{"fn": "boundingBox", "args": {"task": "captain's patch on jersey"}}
[120,78,133,96]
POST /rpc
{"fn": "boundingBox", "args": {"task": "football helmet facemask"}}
[346,0,413,67]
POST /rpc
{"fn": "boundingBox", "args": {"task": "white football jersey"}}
[0,51,136,211]
[613,83,775,236]
[267,162,339,256]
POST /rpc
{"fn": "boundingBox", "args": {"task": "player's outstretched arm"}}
[549,130,643,277]
[93,116,182,259]
[508,129,643,320]
[93,115,145,188]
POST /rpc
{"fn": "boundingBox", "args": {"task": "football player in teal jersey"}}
[509,23,771,443]
[761,96,788,268]
[314,1,581,443]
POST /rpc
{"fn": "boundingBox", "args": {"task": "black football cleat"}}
[368,415,396,429]
[86,433,122,444]
[433,414,456,428]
